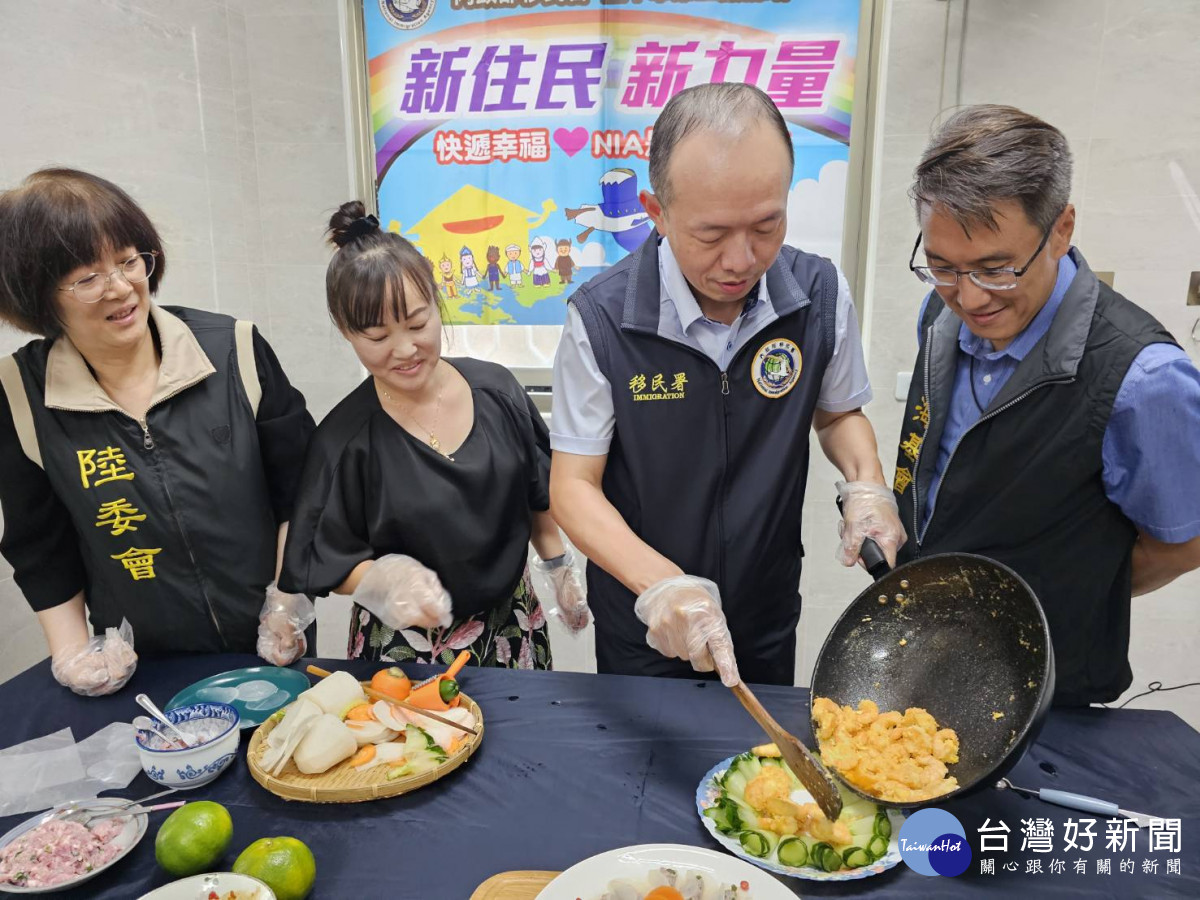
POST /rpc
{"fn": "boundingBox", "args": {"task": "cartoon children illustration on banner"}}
[528,237,553,287]
[460,247,480,292]
[505,244,524,288]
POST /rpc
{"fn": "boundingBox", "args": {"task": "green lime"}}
[233,836,317,900]
[154,800,234,876]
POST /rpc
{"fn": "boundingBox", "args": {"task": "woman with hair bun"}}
[279,202,588,668]
[0,168,317,695]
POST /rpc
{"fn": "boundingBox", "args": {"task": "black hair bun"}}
[327,201,380,248]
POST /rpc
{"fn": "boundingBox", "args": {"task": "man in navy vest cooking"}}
[896,105,1200,706]
[549,84,906,687]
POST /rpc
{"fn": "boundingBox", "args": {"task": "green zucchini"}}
[842,846,873,868]
[727,751,754,774]
[847,814,877,844]
[722,770,748,798]
[867,833,890,859]
[806,844,835,868]
[874,810,892,839]
[840,797,878,821]
[403,724,448,774]
[808,841,839,872]
[738,829,776,859]
[776,836,809,868]
[727,795,759,829]
[703,797,742,835]
[733,754,763,781]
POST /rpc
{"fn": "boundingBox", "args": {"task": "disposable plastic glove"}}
[532,548,589,633]
[836,480,907,568]
[50,620,137,697]
[256,583,317,666]
[353,554,453,632]
[634,575,740,686]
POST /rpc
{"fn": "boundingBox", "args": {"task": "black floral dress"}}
[348,568,552,669]
[279,358,557,670]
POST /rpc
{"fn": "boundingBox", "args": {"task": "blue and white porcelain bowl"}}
[135,702,240,790]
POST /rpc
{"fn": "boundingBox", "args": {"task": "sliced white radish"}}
[261,697,323,776]
[299,670,367,718]
[293,713,357,774]
[353,741,408,772]
[345,719,398,746]
[440,707,477,730]
[402,706,477,751]
[372,699,410,732]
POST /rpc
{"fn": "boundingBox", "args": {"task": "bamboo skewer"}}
[306,665,479,736]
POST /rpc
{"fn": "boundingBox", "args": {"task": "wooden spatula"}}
[731,681,843,821]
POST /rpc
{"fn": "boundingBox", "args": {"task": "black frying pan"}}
[809,539,1055,809]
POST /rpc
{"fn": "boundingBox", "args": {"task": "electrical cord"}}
[1100,680,1200,709]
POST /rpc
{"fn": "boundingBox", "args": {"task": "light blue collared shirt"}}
[551,238,872,455]
[918,251,1200,542]
[660,239,770,371]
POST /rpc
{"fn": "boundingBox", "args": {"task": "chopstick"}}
[306,666,478,736]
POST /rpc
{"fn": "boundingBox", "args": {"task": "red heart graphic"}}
[553,127,589,157]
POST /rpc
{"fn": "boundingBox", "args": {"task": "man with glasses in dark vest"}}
[896,105,1200,706]
[550,83,906,687]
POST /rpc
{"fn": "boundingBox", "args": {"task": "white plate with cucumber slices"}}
[696,751,906,882]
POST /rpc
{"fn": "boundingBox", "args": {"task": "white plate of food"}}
[696,749,905,882]
[0,798,148,893]
[137,871,276,899]
[535,843,795,899]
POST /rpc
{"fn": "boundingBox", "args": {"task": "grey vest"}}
[9,307,277,655]
[895,249,1177,704]
[572,237,837,684]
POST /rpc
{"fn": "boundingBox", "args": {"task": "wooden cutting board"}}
[470,870,560,899]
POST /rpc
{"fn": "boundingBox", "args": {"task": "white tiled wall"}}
[1,2,1196,729]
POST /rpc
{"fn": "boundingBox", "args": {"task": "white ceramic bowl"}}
[135,702,240,789]
[137,872,275,899]
[536,844,796,899]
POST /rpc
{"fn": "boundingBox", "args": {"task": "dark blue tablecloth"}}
[1,655,1196,898]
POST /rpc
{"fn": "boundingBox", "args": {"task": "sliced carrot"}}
[447,737,463,755]
[345,702,375,721]
[349,745,376,767]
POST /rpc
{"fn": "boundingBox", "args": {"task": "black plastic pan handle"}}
[836,495,893,582]
[858,537,892,581]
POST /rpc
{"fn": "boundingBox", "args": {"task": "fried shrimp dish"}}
[811,698,959,803]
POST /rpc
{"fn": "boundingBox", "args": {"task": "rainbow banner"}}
[363,0,861,325]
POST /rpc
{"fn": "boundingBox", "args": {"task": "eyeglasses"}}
[909,227,1052,291]
[57,252,158,304]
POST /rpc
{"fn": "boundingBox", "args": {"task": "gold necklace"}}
[380,381,454,461]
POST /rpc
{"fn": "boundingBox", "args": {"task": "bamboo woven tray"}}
[246,691,484,803]
[470,871,558,899]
